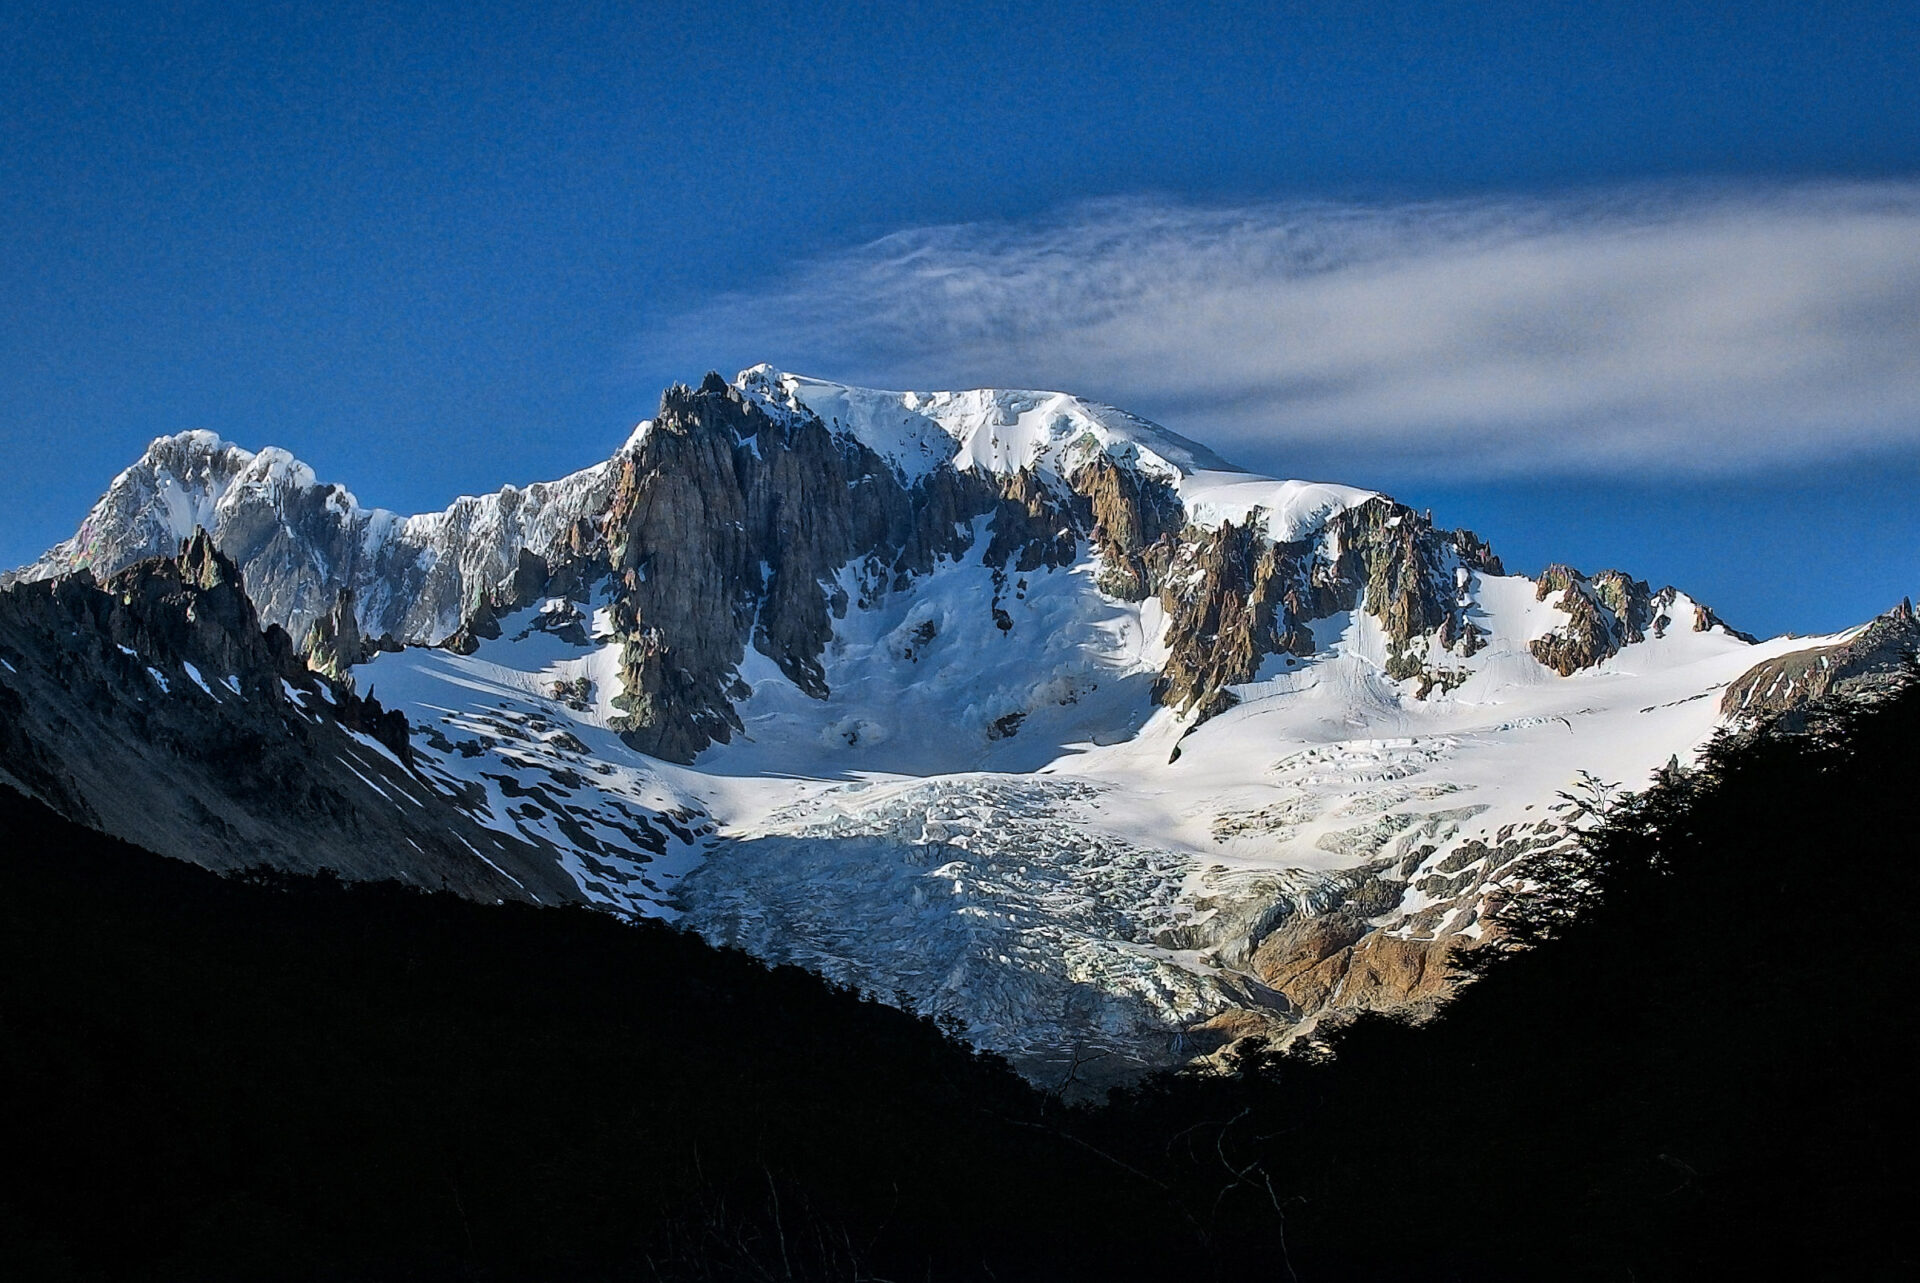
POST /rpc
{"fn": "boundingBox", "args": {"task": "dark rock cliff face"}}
[299,585,405,685]
[596,375,1144,762]
[982,468,1080,574]
[1722,598,1920,726]
[603,378,767,761]
[301,586,367,683]
[0,534,580,902]
[598,374,990,762]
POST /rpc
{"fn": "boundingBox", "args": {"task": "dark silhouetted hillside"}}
[4,677,1917,1279]
[1097,678,1920,1280]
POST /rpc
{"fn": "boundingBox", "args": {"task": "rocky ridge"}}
[1721,597,1920,727]
[6,366,1826,1081]
[3,429,623,649]
[1152,499,1508,720]
[7,369,1740,766]
[0,534,598,901]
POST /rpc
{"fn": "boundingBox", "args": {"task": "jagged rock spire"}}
[177,527,242,592]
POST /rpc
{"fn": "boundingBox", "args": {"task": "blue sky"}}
[3,1,1917,636]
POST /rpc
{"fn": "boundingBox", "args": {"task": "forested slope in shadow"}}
[1094,676,1920,1280]
[3,675,1917,1279]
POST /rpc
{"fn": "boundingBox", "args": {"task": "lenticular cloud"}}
[649,182,1920,478]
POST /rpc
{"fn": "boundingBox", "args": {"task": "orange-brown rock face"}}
[1069,456,1182,600]
[1722,597,1920,726]
[1152,519,1299,719]
[1529,565,1663,676]
[1249,911,1463,1026]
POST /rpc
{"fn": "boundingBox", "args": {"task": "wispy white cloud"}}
[644,182,1920,479]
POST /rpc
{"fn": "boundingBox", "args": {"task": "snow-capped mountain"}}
[2,367,1877,1083]
[4,428,622,649]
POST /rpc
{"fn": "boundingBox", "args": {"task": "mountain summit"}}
[1,368,1874,1081]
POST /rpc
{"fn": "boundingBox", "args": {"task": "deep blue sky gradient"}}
[4,1,1917,634]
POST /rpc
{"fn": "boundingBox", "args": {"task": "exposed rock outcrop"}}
[1328,501,1502,690]
[299,586,403,685]
[3,430,624,647]
[0,533,578,901]
[1070,457,1182,600]
[1529,566,1662,676]
[1153,497,1508,721]
[1722,598,1920,727]
[1153,518,1296,718]
[603,378,766,760]
[301,586,366,682]
[601,375,1039,761]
